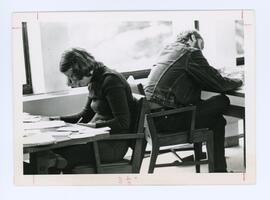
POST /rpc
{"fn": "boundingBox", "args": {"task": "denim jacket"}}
[144,42,243,108]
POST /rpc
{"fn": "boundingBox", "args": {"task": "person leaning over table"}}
[144,30,243,172]
[49,48,137,173]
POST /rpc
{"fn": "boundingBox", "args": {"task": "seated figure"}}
[144,30,243,172]
[50,48,137,173]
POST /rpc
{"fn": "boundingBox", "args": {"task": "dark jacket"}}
[144,42,242,108]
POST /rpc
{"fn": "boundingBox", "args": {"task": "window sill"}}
[23,87,89,102]
[22,76,148,103]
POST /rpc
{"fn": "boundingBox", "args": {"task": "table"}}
[224,89,245,170]
[23,123,110,174]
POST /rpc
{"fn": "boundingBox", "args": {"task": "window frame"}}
[121,69,150,80]
[236,56,245,66]
[22,22,33,95]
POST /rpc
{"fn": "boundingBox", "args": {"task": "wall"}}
[23,93,88,116]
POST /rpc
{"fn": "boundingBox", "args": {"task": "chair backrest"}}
[130,94,147,132]
[132,83,196,144]
[146,106,196,145]
[127,93,148,172]
[128,83,153,145]
[72,91,148,174]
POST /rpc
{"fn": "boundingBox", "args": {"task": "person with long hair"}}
[51,48,137,173]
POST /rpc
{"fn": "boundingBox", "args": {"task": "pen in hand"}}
[76,117,83,124]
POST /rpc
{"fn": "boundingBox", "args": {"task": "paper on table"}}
[57,124,110,134]
[45,131,72,137]
[23,120,66,130]
[66,124,110,139]
[23,129,41,137]
[23,117,42,123]
[69,131,109,139]
[23,133,56,147]
[23,113,42,123]
[23,112,30,116]
[57,126,79,132]
[77,126,110,134]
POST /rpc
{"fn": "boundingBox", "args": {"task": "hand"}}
[49,116,61,121]
[231,78,243,88]
[77,122,96,128]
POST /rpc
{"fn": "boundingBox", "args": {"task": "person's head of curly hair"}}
[176,30,203,46]
[59,48,104,80]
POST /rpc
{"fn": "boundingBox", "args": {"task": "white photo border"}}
[13,10,256,186]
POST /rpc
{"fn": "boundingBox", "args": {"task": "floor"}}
[138,138,245,174]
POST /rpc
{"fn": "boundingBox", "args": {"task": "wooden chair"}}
[145,104,215,173]
[127,81,214,173]
[72,94,148,174]
[128,83,211,173]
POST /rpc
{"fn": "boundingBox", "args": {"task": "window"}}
[199,19,245,70]
[37,20,174,92]
[22,12,245,95]
[235,20,245,66]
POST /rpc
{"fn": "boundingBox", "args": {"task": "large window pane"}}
[39,21,173,93]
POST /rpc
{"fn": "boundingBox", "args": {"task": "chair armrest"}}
[96,133,145,141]
[147,105,196,118]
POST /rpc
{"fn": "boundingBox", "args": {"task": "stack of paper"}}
[67,125,110,139]
[23,113,42,123]
[23,116,41,123]
[23,129,41,137]
[57,124,110,134]
[23,120,66,130]
[69,131,109,139]
[45,131,72,137]
[57,126,81,132]
[22,117,111,145]
[23,132,56,147]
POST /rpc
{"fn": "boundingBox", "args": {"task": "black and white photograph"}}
[12,10,255,185]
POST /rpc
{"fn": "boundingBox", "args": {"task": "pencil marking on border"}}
[241,10,252,27]
[118,176,137,185]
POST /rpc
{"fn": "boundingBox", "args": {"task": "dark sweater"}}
[54,67,135,167]
[60,67,136,134]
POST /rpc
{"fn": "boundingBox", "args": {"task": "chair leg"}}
[148,144,159,173]
[136,139,147,172]
[93,141,102,173]
[194,143,201,173]
[206,131,215,172]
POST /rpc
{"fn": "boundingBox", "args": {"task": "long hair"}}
[59,48,105,80]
